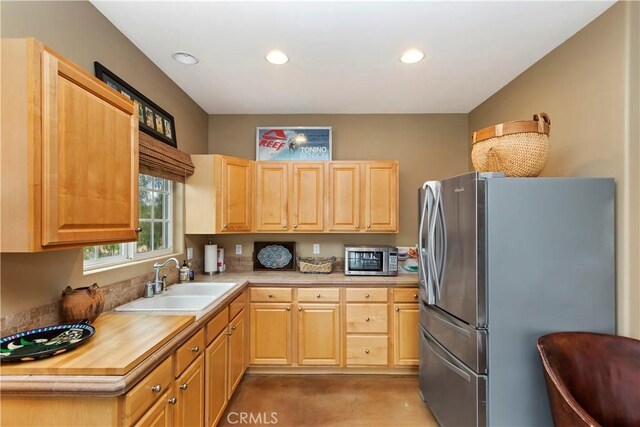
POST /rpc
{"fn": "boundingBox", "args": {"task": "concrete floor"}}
[219,374,439,427]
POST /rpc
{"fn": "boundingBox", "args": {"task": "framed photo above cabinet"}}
[94,62,177,148]
[256,127,331,161]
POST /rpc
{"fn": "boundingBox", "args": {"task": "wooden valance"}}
[138,132,195,182]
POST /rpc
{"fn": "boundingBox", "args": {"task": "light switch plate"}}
[313,243,320,255]
[235,244,243,255]
[186,247,193,260]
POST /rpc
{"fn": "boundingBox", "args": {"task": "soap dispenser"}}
[179,260,190,283]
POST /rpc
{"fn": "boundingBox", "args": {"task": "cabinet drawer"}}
[206,306,229,345]
[175,328,205,377]
[125,356,173,425]
[250,287,292,302]
[297,288,340,303]
[346,336,388,366]
[346,304,388,333]
[393,288,419,303]
[229,290,247,320]
[345,288,388,302]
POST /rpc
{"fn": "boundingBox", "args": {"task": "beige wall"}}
[207,114,470,256]
[469,1,640,338]
[0,1,209,317]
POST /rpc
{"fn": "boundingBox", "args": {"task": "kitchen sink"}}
[115,282,237,312]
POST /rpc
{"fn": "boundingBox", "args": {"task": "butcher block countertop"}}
[0,272,417,395]
[0,313,194,376]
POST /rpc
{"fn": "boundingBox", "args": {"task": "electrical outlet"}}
[186,247,193,260]
[313,243,320,255]
[235,244,243,255]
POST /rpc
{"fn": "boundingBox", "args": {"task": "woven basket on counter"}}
[297,256,336,274]
[472,112,551,177]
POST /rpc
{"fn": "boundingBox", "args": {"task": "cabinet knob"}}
[223,224,228,229]
[316,294,321,298]
[365,293,370,298]
[231,325,236,331]
[395,307,400,312]
[364,349,370,354]
[180,383,188,391]
[268,293,273,298]
[227,331,233,336]
[367,224,371,229]
[365,317,370,322]
[413,294,418,299]
[134,227,142,232]
[151,384,161,393]
[298,307,302,311]
[282,224,287,229]
[191,346,200,353]
[355,224,360,229]
[293,224,298,229]
[286,306,291,311]
[168,397,177,405]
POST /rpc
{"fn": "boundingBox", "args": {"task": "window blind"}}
[138,131,194,182]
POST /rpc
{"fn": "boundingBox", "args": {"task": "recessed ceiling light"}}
[400,49,425,64]
[265,50,289,65]
[172,51,199,65]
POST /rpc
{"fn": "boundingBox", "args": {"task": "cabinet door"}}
[175,355,204,427]
[41,48,139,246]
[249,303,292,365]
[255,162,289,231]
[298,304,340,365]
[134,391,172,427]
[291,162,324,231]
[393,303,419,366]
[327,162,361,231]
[364,161,398,232]
[219,155,253,232]
[228,309,246,396]
[205,331,228,427]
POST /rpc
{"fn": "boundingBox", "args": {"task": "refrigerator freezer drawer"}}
[421,303,487,373]
[420,326,487,427]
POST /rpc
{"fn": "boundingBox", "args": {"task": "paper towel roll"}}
[204,244,218,274]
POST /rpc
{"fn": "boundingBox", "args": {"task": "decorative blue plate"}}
[0,321,95,363]
[257,244,293,269]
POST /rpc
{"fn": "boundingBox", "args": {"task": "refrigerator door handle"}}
[423,329,471,382]
[436,188,447,297]
[418,182,431,302]
[427,181,442,301]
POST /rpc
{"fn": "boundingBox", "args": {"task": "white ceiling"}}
[91,1,614,114]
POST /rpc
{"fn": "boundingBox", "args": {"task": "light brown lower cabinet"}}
[298,303,341,365]
[133,390,173,427]
[249,302,293,365]
[228,308,246,395]
[206,329,228,427]
[174,354,205,427]
[393,304,419,366]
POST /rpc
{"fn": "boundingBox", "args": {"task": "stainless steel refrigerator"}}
[417,172,615,427]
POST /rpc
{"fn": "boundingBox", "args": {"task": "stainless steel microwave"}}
[344,245,398,276]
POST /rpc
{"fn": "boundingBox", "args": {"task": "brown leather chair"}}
[537,332,640,427]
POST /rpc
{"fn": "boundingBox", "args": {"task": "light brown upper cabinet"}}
[1,38,139,252]
[186,154,254,233]
[328,161,398,233]
[254,161,325,232]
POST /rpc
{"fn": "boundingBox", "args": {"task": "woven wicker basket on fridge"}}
[471,112,551,177]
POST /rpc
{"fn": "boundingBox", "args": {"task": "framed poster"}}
[256,127,331,161]
[94,62,177,148]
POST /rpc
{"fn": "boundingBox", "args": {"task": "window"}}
[83,174,173,270]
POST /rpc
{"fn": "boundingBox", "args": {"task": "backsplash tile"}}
[0,260,202,337]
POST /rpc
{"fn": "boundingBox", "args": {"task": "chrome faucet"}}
[153,257,180,294]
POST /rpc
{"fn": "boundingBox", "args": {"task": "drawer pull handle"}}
[134,227,142,232]
[365,293,370,298]
[316,294,321,298]
[365,317,370,322]
[180,383,188,391]
[286,306,291,311]
[395,307,400,312]
[151,384,162,393]
[268,293,273,298]
[168,397,177,405]
[191,346,200,353]
[364,349,370,354]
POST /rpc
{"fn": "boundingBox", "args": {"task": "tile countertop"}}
[0,271,418,396]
